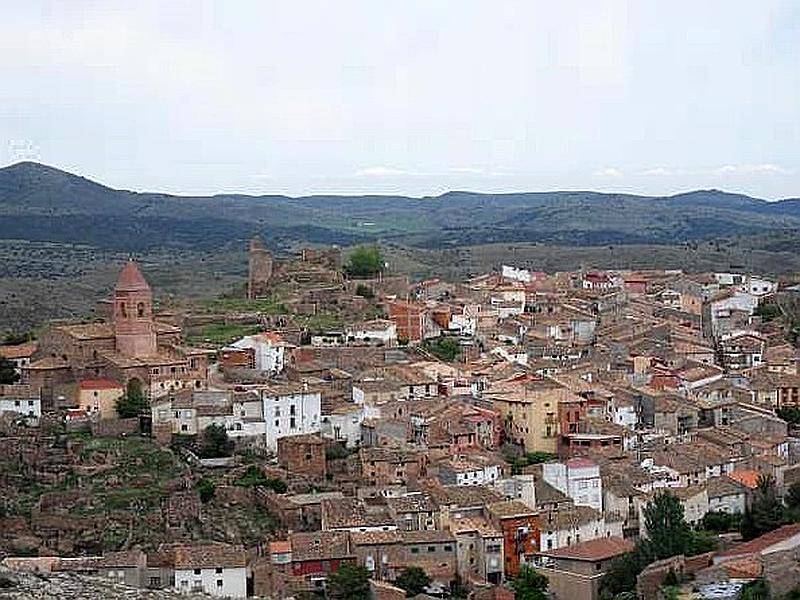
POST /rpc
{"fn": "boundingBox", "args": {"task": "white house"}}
[344,319,397,347]
[611,398,638,430]
[173,544,247,598]
[539,506,619,552]
[502,265,532,284]
[228,331,292,374]
[542,458,603,511]
[322,403,364,447]
[0,384,41,421]
[151,390,266,440]
[450,308,479,337]
[745,276,777,297]
[494,474,537,510]
[261,384,321,452]
[439,458,501,486]
[709,291,758,337]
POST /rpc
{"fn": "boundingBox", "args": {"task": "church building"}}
[24,260,209,409]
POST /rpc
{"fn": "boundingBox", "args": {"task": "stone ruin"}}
[247,237,273,300]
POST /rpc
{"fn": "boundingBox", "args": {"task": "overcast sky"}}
[2,1,798,198]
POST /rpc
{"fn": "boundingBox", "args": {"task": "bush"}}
[422,336,461,362]
[198,424,234,459]
[395,566,431,597]
[235,465,288,493]
[345,246,384,278]
[778,406,800,425]
[197,478,216,503]
[702,510,741,533]
[355,284,375,299]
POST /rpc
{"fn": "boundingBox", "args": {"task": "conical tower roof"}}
[115,259,150,292]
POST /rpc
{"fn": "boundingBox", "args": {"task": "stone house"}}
[277,433,327,480]
[531,536,634,600]
[450,517,505,585]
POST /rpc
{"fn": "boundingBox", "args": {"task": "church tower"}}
[114,259,157,357]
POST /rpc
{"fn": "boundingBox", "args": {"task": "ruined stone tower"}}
[248,237,273,299]
[114,259,157,357]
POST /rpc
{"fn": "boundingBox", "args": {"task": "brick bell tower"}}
[114,259,157,357]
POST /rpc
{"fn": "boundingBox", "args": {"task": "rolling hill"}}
[2,161,800,254]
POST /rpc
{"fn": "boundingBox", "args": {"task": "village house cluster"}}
[2,245,800,600]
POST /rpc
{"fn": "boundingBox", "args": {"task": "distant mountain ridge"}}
[1,161,799,253]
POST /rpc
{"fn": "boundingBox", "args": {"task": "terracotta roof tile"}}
[538,536,634,561]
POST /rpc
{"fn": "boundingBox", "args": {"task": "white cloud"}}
[643,167,671,176]
[715,163,788,175]
[449,166,484,174]
[354,166,407,177]
[594,167,623,178]
[251,173,274,180]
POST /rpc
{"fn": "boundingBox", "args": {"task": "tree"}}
[702,510,741,533]
[198,424,234,459]
[345,246,384,278]
[0,357,19,385]
[115,379,147,418]
[510,566,548,600]
[395,566,431,597]
[642,492,691,560]
[777,406,800,425]
[327,563,371,600]
[602,492,715,598]
[3,331,33,345]
[741,475,785,540]
[740,579,770,600]
[355,284,375,299]
[422,337,461,362]
[787,481,800,513]
[197,478,216,503]
[235,465,287,493]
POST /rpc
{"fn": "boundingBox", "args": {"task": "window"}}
[149,576,161,588]
[444,545,452,552]
[137,302,145,317]
[193,569,201,575]
[290,417,296,429]
[216,579,223,588]
[427,546,436,553]
[290,405,296,416]
[411,547,419,554]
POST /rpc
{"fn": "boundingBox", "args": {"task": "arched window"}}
[137,302,145,317]
[120,302,127,318]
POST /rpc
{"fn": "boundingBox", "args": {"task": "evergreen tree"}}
[785,481,800,512]
[198,424,234,458]
[327,564,371,600]
[741,475,785,541]
[642,492,691,560]
[0,357,19,385]
[115,379,148,418]
[510,566,548,600]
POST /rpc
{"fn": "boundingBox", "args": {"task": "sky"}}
[1,1,799,199]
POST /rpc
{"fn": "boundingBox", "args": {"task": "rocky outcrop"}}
[0,565,210,599]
